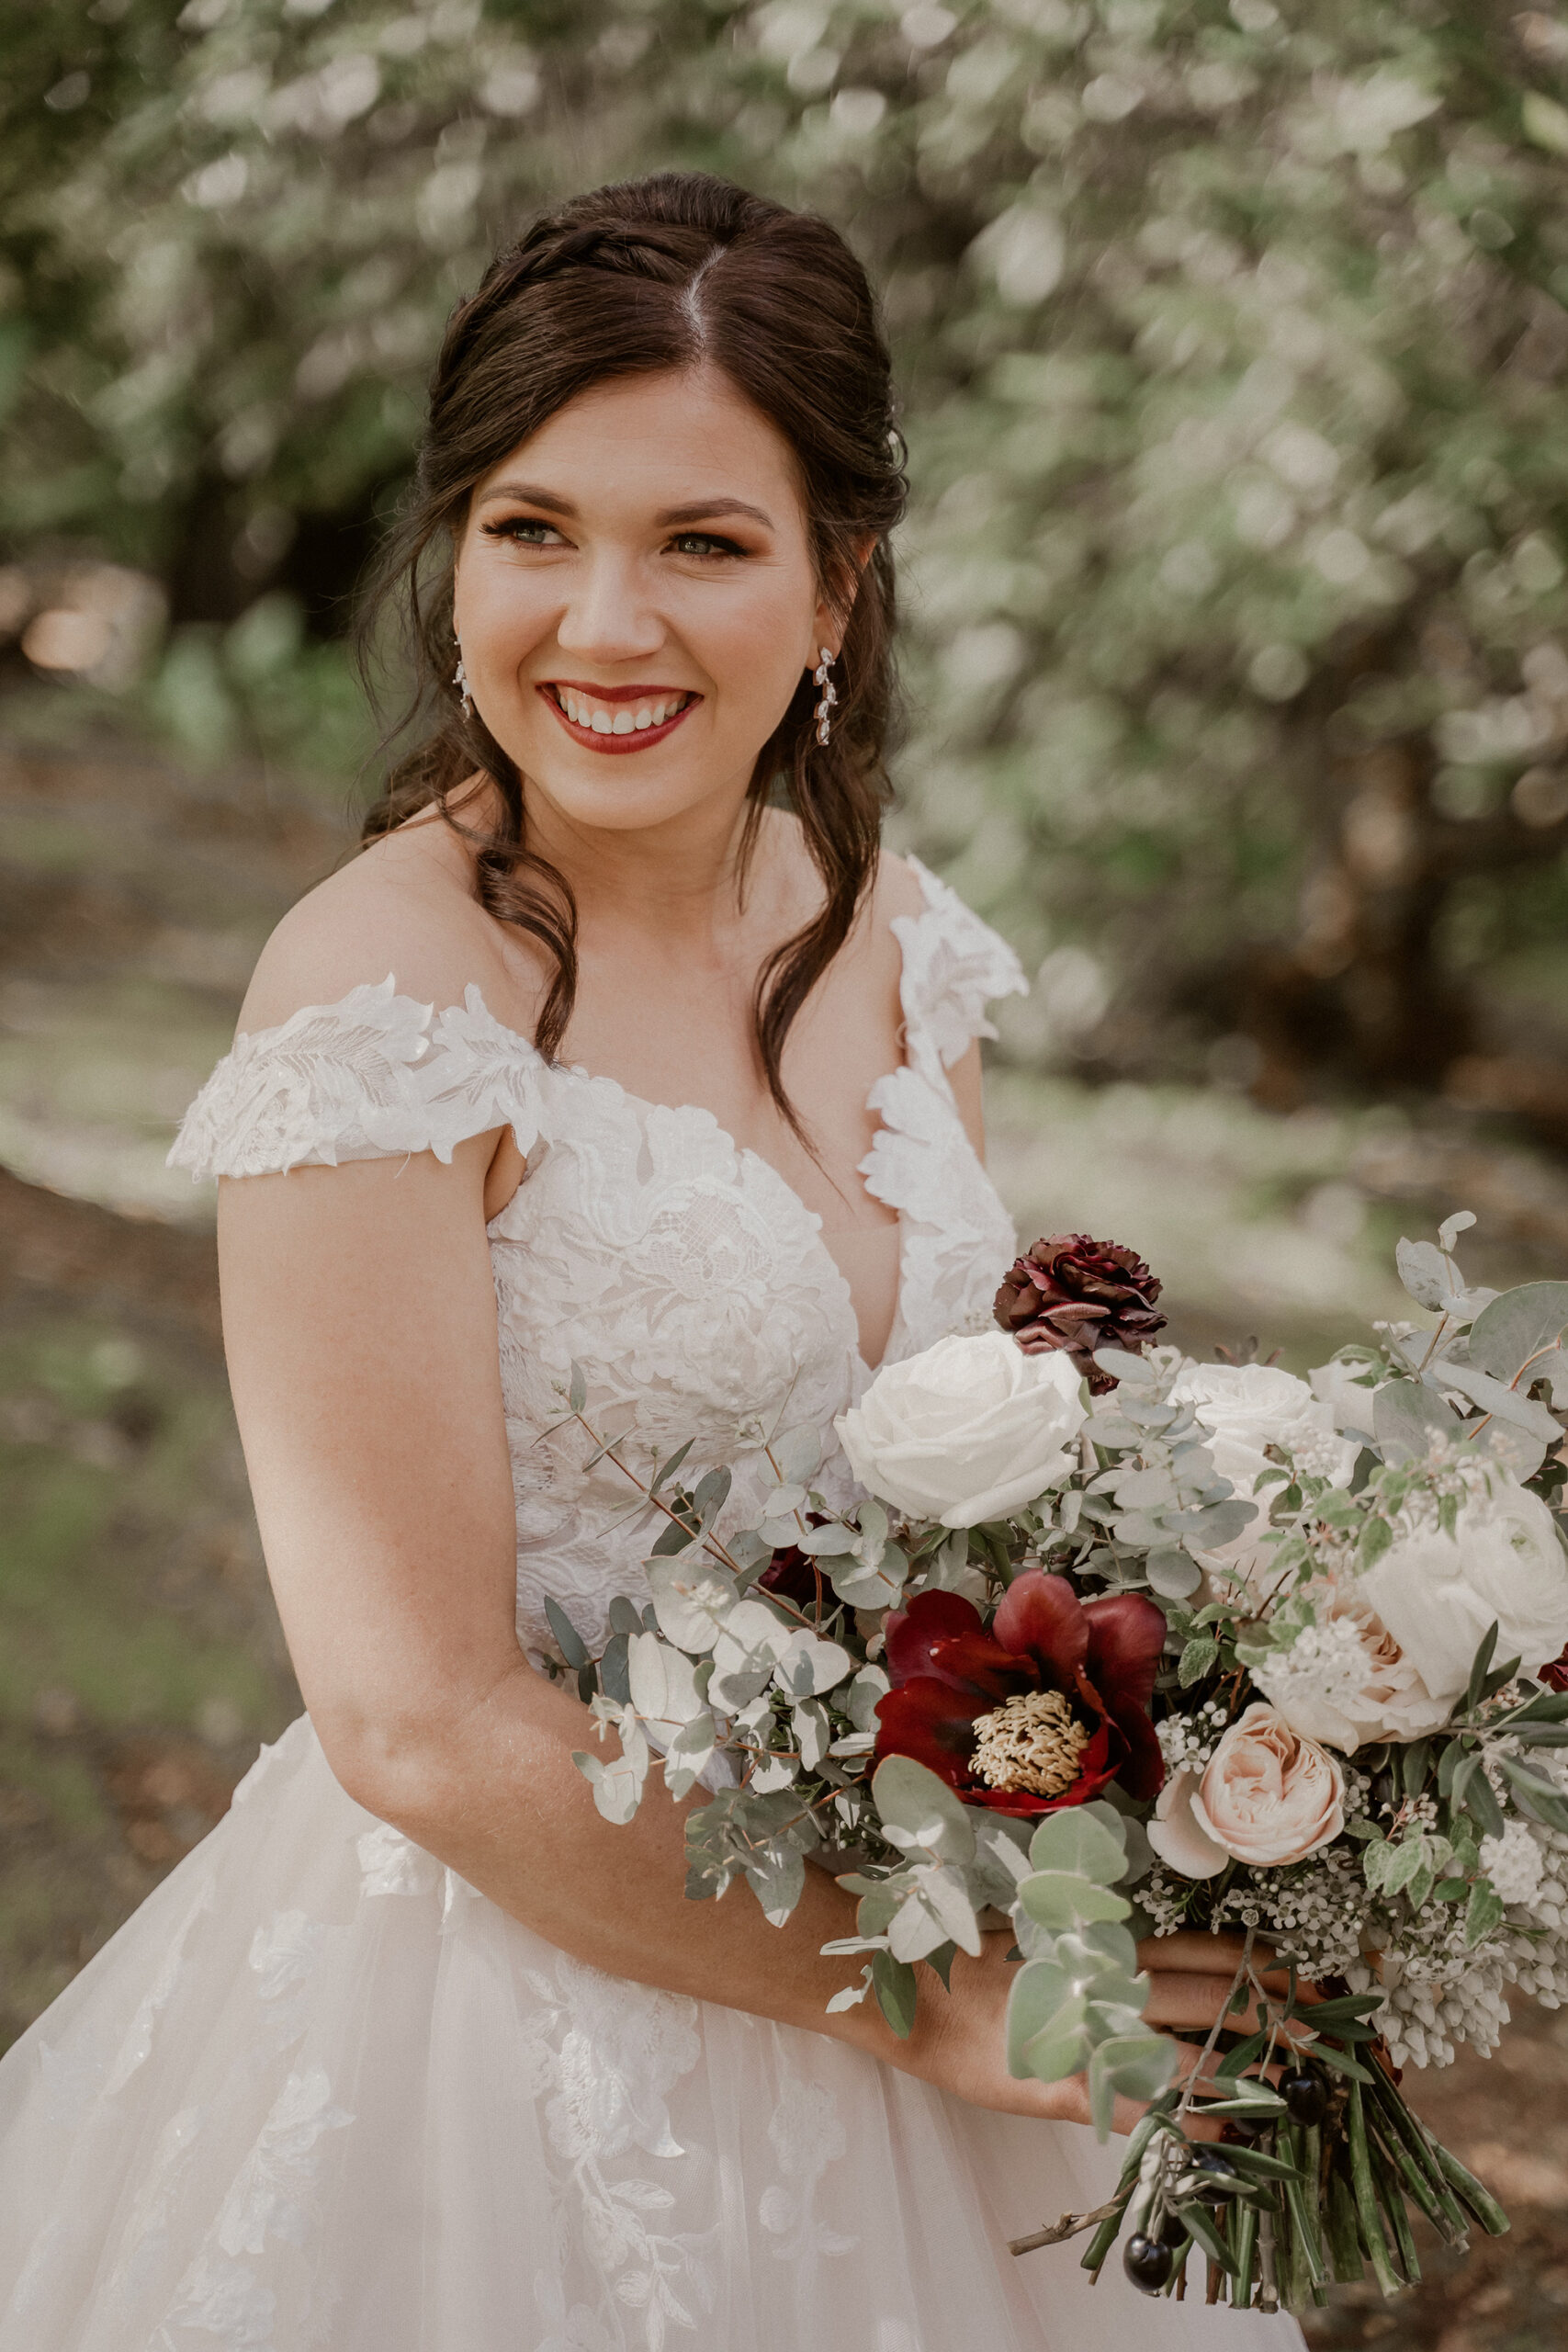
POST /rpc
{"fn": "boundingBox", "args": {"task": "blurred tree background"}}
[12,6,1568,2341]
[9,0,1568,1111]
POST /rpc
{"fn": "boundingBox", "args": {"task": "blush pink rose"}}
[1147,1701,1346,1879]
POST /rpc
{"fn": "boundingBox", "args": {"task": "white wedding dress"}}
[0,858,1293,2350]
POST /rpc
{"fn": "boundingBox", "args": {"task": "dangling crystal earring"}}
[453,636,473,720]
[813,646,837,747]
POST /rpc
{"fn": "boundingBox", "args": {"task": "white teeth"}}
[554,688,690,733]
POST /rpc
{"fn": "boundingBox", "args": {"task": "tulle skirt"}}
[0,1716,1296,2349]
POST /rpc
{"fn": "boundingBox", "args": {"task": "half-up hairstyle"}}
[359,171,908,1134]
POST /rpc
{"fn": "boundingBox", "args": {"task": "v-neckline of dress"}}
[471,992,911,1379]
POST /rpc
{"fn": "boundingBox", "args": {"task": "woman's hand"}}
[887,1925,1311,2137]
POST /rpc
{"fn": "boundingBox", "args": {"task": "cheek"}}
[690,577,814,719]
[457,560,557,656]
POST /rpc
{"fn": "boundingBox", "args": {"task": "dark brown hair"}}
[359,170,907,1131]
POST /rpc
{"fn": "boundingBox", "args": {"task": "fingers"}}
[1143,1970,1252,2032]
[1137,1929,1278,1975]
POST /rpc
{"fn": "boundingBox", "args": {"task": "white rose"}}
[1248,1577,1450,1751]
[835,1331,1087,1528]
[1170,1363,1360,1599]
[1148,1702,1347,1879]
[1358,1481,1568,1709]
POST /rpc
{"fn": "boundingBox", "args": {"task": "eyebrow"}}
[476,481,776,530]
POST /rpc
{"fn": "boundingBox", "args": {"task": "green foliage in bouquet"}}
[538,1216,1568,2312]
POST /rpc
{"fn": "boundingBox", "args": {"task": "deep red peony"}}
[873,1570,1167,1817]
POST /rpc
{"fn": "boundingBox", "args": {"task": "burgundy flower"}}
[874,1570,1167,1817]
[994,1234,1166,1395]
[1542,1645,1568,1694]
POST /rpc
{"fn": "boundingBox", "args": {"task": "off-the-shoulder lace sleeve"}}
[894,855,1027,1083]
[167,978,545,1182]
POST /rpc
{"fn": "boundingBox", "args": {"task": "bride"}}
[0,174,1299,2348]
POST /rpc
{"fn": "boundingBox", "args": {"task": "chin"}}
[502,728,750,831]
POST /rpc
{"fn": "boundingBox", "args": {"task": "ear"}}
[810,534,880,662]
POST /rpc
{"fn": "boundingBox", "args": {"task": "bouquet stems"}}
[1042,2037,1507,2314]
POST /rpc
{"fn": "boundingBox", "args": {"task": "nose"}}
[553,548,665,667]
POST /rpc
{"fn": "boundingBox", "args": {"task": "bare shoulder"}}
[871,848,931,928]
[238,804,536,1037]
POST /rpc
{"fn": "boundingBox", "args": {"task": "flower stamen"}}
[971,1688,1089,1798]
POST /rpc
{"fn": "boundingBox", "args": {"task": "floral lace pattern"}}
[521,1953,717,2352]
[168,861,1026,1655]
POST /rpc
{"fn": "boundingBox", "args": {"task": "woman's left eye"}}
[668,532,745,560]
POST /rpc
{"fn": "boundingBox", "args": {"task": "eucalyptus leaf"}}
[1016,1871,1133,1930]
[626,1630,704,1724]
[872,1754,977,1863]
[742,1842,806,1927]
[1467,1283,1568,1385]
[1086,2033,1167,2140]
[1028,1805,1128,1884]
[871,1951,919,2039]
[1374,1380,1463,1463]
[1431,1359,1560,1442]
[773,1627,853,1699]
[1092,1346,1158,1386]
[845,1666,890,1733]
[645,1558,736,1654]
[1395,1238,1460,1313]
[1145,1547,1203,1599]
[771,1425,823,1485]
[543,1595,590,1671]
[825,1545,910,1611]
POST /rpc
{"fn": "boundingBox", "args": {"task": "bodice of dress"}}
[170,857,1025,1654]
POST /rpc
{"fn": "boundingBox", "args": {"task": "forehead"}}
[469,366,807,524]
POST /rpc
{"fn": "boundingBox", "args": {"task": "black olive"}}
[1221,2112,1266,2143]
[1281,2068,1328,2128]
[1123,2233,1175,2292]
[1189,2147,1237,2205]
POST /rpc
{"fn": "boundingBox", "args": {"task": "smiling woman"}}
[0,174,1293,2352]
[362,177,904,1132]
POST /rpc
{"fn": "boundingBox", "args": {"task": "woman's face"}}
[452,367,839,839]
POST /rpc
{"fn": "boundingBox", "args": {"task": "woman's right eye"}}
[480,517,566,548]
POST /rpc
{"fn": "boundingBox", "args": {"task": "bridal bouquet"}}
[545,1218,1568,2315]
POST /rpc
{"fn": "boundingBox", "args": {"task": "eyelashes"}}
[668,532,748,560]
[479,518,564,547]
[478,518,750,561]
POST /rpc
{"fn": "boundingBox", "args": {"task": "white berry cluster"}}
[1346,1811,1568,2066]
[1141,1844,1371,1975]
[1249,1611,1380,1725]
[1155,1699,1230,1776]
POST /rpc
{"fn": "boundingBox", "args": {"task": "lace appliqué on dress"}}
[897,856,1027,1086]
[167,978,542,1180]
[758,2076,856,2264]
[522,1953,716,2352]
